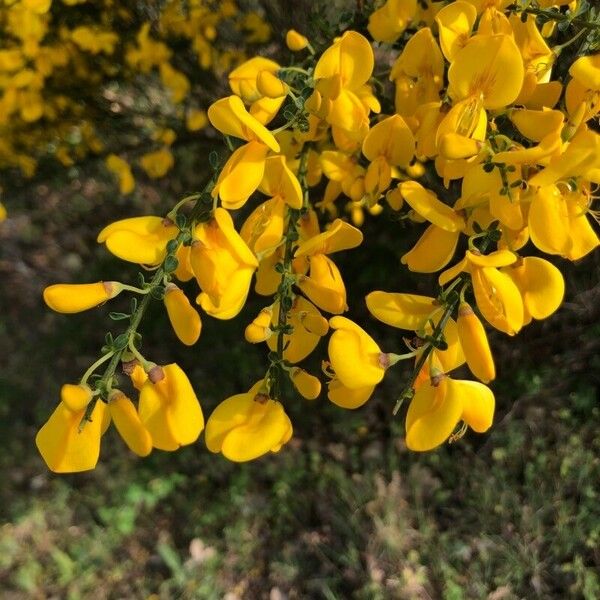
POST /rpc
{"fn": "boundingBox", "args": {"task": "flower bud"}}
[456,302,496,383]
[43,281,122,313]
[290,368,321,400]
[164,283,202,346]
[286,29,309,51]
[256,70,289,99]
[245,307,273,343]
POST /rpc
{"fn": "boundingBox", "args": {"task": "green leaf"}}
[112,333,129,351]
[109,312,130,321]
[163,255,179,273]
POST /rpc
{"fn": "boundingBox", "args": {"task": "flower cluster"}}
[0,0,272,214]
[37,1,600,471]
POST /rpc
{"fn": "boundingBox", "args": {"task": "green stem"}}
[392,228,498,416]
[79,351,115,386]
[279,66,311,76]
[78,171,221,430]
[118,284,151,295]
[553,26,588,53]
[166,193,201,220]
[270,148,310,400]
[522,6,600,30]
[392,297,458,416]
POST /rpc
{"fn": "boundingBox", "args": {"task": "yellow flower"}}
[366,291,465,373]
[440,250,524,336]
[368,0,417,43]
[138,363,204,451]
[71,26,119,55]
[97,216,178,265]
[228,56,280,103]
[43,281,122,313]
[108,390,152,457]
[448,33,525,110]
[164,283,202,346]
[457,302,495,383]
[298,254,349,314]
[314,31,375,138]
[124,360,148,392]
[397,182,465,273]
[36,389,108,473]
[208,95,280,150]
[327,378,375,410]
[186,109,208,132]
[294,218,363,315]
[240,196,285,256]
[460,163,524,231]
[390,28,444,117]
[328,316,387,389]
[510,14,555,106]
[106,154,135,195]
[266,296,329,363]
[402,224,461,273]
[259,155,303,209]
[290,368,321,400]
[286,29,309,51]
[320,150,366,202]
[362,114,415,198]
[566,53,600,125]
[363,114,416,169]
[501,257,564,325]
[528,185,599,260]
[435,1,477,62]
[208,95,282,209]
[529,129,600,188]
[256,70,288,99]
[159,62,190,103]
[405,375,495,452]
[205,382,292,462]
[245,306,273,343]
[294,218,363,257]
[212,141,271,210]
[140,148,174,179]
[60,384,93,412]
[191,207,258,319]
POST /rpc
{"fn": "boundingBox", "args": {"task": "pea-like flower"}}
[191,208,259,320]
[456,302,496,384]
[108,390,152,457]
[36,384,108,473]
[163,283,202,346]
[138,363,204,451]
[328,316,387,390]
[43,281,123,313]
[405,375,495,452]
[97,216,178,265]
[205,382,292,462]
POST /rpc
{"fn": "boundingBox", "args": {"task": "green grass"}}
[1,357,598,599]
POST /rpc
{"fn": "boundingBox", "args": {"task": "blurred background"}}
[1,1,599,598]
